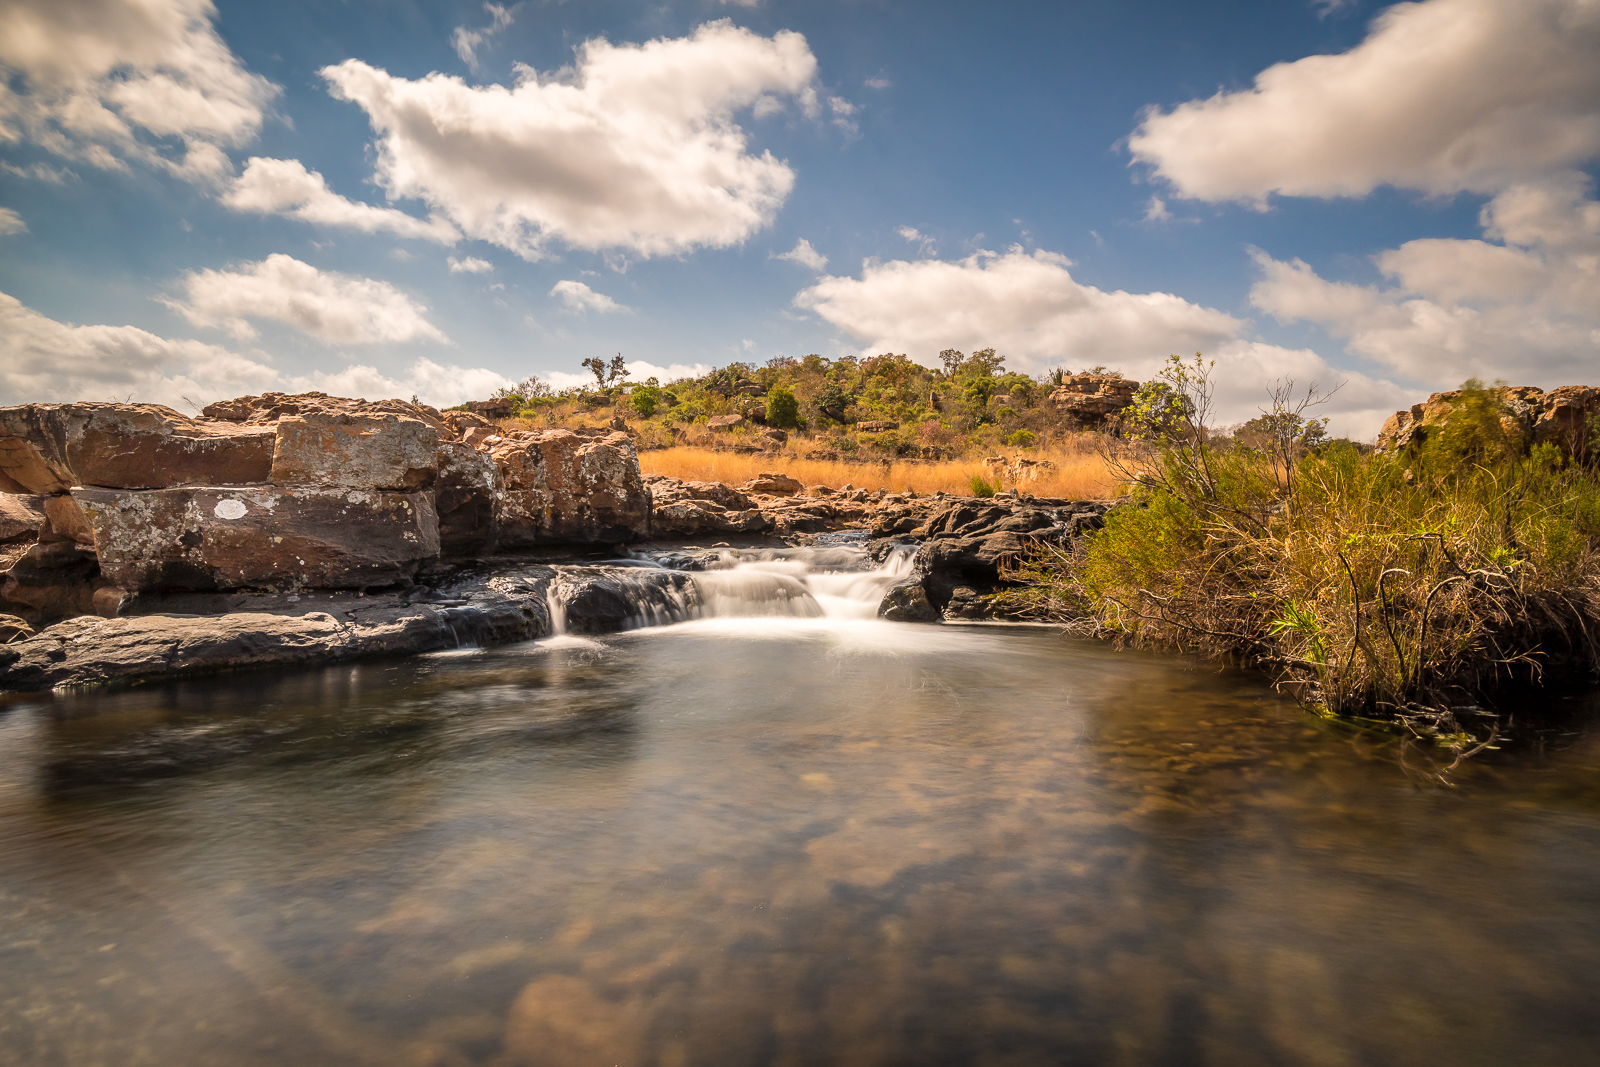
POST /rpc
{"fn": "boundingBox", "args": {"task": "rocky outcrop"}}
[492,429,651,547]
[434,441,501,555]
[647,476,772,538]
[878,577,936,622]
[1377,385,1600,454]
[202,391,449,433]
[0,402,276,493]
[1048,374,1139,429]
[742,471,803,496]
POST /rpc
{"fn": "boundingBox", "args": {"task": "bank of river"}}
[2,611,1600,1064]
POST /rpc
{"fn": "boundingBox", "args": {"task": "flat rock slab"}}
[0,570,559,692]
[0,403,275,493]
[75,486,440,592]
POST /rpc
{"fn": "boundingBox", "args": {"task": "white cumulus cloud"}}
[0,289,514,409]
[1130,0,1600,203]
[0,0,278,183]
[550,279,628,314]
[0,288,279,407]
[772,238,827,271]
[796,246,1409,435]
[224,157,460,243]
[162,253,449,345]
[320,20,820,260]
[1250,176,1600,387]
[448,255,494,274]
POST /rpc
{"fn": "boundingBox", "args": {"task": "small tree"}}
[766,384,801,429]
[631,378,662,418]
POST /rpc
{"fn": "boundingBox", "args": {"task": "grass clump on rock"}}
[1004,359,1600,742]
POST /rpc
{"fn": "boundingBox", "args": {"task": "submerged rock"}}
[878,577,936,622]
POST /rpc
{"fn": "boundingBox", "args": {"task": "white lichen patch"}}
[214,499,248,520]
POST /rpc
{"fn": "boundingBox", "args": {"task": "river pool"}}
[2,608,1599,1065]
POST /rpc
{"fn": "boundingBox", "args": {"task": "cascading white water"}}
[690,547,915,620]
[541,545,917,638]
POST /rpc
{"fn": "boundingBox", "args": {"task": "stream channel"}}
[2,543,1600,1065]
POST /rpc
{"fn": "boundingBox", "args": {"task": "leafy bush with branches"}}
[1003,359,1600,744]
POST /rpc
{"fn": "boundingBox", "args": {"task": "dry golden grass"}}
[639,446,1119,498]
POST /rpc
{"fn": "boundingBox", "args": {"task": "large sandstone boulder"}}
[270,410,440,490]
[491,430,650,547]
[0,403,275,493]
[742,471,803,496]
[1048,374,1139,429]
[74,486,439,592]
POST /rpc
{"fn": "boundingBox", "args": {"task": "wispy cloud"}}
[448,255,494,274]
[452,3,518,72]
[550,279,630,314]
[0,208,26,236]
[772,238,827,271]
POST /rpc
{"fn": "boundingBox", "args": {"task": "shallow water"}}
[3,615,1600,1066]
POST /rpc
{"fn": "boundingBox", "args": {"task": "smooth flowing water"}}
[3,549,1600,1066]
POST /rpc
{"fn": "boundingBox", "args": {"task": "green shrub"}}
[1003,363,1600,736]
[1004,429,1035,448]
[766,384,801,429]
[969,474,999,497]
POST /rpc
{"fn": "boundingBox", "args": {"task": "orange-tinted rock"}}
[74,486,439,591]
[0,403,275,493]
[0,494,44,544]
[440,409,493,438]
[742,471,803,496]
[491,429,650,546]
[270,411,440,490]
[39,495,94,546]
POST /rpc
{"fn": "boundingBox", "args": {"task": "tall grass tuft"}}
[1004,365,1600,740]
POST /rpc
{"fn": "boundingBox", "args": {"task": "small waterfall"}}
[539,545,918,640]
[685,546,915,621]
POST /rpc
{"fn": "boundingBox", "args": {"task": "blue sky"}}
[1,0,1596,435]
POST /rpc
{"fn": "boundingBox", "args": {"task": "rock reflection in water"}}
[1,624,1599,1066]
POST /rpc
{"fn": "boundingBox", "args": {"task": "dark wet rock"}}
[434,441,501,556]
[913,502,1063,581]
[878,577,936,622]
[0,569,559,692]
[942,585,991,620]
[550,567,697,634]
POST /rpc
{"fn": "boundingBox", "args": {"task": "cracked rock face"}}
[270,410,441,491]
[492,430,651,547]
[74,486,440,591]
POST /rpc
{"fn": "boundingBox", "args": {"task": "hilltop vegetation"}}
[477,349,1126,461]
